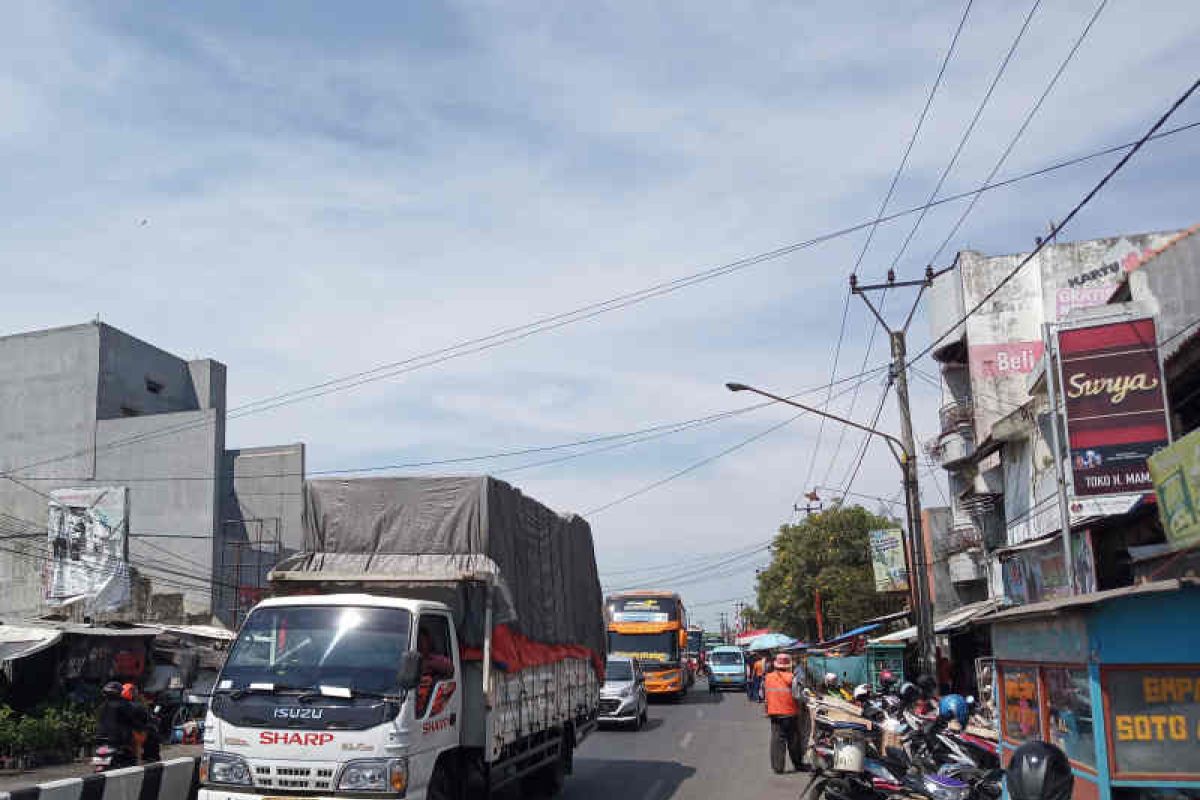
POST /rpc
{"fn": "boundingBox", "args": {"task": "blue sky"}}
[4,1,1200,627]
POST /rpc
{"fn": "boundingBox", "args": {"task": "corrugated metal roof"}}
[979,578,1199,623]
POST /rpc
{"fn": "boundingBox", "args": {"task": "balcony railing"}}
[944,524,983,555]
[938,399,974,434]
[934,427,974,468]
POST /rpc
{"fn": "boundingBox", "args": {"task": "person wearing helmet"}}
[878,669,897,693]
[1006,741,1073,800]
[852,684,872,705]
[96,681,137,767]
[764,653,804,773]
[897,681,920,705]
[938,694,970,729]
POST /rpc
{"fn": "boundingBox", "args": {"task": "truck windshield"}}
[608,632,679,665]
[222,605,413,695]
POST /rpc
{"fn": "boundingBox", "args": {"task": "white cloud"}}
[2,0,1199,612]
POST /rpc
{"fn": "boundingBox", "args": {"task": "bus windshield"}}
[607,596,680,623]
[608,631,680,665]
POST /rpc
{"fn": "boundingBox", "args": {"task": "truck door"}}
[409,613,461,792]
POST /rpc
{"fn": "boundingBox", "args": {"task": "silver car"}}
[598,656,649,730]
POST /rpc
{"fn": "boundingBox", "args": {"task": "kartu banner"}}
[1056,317,1169,498]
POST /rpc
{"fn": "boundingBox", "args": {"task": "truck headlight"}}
[337,758,408,794]
[200,752,252,786]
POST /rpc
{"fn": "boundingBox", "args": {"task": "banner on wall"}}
[1148,427,1200,548]
[44,486,130,612]
[868,528,909,593]
[1056,317,1170,499]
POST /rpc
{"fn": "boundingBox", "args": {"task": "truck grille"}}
[598,698,620,715]
[253,764,335,791]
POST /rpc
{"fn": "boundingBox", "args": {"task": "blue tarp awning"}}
[821,623,880,645]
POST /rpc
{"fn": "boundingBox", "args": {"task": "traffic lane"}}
[565,679,809,800]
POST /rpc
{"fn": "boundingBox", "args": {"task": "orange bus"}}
[605,590,691,698]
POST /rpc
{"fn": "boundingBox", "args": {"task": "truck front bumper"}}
[201,790,411,800]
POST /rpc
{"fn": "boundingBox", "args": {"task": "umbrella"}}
[748,632,797,651]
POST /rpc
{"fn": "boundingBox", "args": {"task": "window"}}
[145,378,164,395]
[1001,664,1041,743]
[416,615,454,718]
[605,661,633,681]
[1044,667,1094,768]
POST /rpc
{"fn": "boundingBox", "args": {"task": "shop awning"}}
[159,624,235,642]
[0,625,63,663]
[868,599,1001,644]
[978,577,1200,623]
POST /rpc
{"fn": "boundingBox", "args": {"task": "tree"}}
[754,504,905,642]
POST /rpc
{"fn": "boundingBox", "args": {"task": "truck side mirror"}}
[397,651,423,691]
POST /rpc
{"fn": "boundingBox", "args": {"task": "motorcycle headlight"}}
[200,752,252,786]
[337,758,408,794]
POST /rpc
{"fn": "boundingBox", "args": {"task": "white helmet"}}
[853,684,872,702]
[824,672,839,687]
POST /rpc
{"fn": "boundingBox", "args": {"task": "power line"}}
[801,0,973,508]
[584,373,872,518]
[821,0,1035,492]
[838,382,893,496]
[888,0,1042,271]
[5,119,1198,485]
[925,0,1110,267]
[4,365,889,485]
[910,77,1200,368]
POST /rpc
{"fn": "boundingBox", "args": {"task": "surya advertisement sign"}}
[1056,317,1169,498]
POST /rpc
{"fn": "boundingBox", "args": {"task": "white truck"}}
[199,477,606,800]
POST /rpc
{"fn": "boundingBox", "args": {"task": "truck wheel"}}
[427,757,461,800]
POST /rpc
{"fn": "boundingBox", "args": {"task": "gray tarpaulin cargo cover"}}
[272,476,605,663]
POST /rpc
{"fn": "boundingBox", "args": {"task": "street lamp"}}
[725,381,936,677]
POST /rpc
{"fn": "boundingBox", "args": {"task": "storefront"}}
[985,578,1200,800]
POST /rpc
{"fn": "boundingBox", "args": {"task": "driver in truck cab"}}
[417,624,454,715]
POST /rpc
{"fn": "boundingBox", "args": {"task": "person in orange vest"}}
[750,652,767,702]
[764,653,804,773]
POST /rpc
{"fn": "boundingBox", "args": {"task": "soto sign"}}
[1056,317,1169,498]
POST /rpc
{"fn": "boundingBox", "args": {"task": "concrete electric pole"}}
[850,267,940,679]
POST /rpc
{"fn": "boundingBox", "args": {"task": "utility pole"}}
[850,266,940,679]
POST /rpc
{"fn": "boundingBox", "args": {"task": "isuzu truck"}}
[199,477,606,800]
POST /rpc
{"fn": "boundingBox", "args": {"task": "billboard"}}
[1148,427,1200,548]
[45,486,130,612]
[1056,317,1169,498]
[868,528,909,593]
[960,233,1175,439]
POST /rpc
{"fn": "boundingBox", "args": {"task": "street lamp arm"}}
[724,382,909,465]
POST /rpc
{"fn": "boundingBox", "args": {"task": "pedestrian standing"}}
[764,654,804,773]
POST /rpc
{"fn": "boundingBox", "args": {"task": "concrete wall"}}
[96,325,203,418]
[95,409,224,617]
[216,444,305,626]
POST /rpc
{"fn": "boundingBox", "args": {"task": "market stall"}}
[983,578,1200,800]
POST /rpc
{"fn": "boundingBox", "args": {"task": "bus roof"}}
[606,590,683,599]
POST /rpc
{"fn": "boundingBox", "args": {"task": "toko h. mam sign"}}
[1056,317,1170,498]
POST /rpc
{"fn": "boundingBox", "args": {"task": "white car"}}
[598,656,649,730]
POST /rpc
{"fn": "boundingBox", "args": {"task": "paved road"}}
[564,678,808,800]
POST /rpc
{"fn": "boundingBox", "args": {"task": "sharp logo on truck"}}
[260,732,335,746]
[422,715,456,736]
[273,707,324,720]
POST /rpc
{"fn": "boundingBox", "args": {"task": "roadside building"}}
[0,321,304,625]
[923,229,1188,609]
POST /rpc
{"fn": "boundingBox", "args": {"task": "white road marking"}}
[680,731,694,749]
[642,778,665,800]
